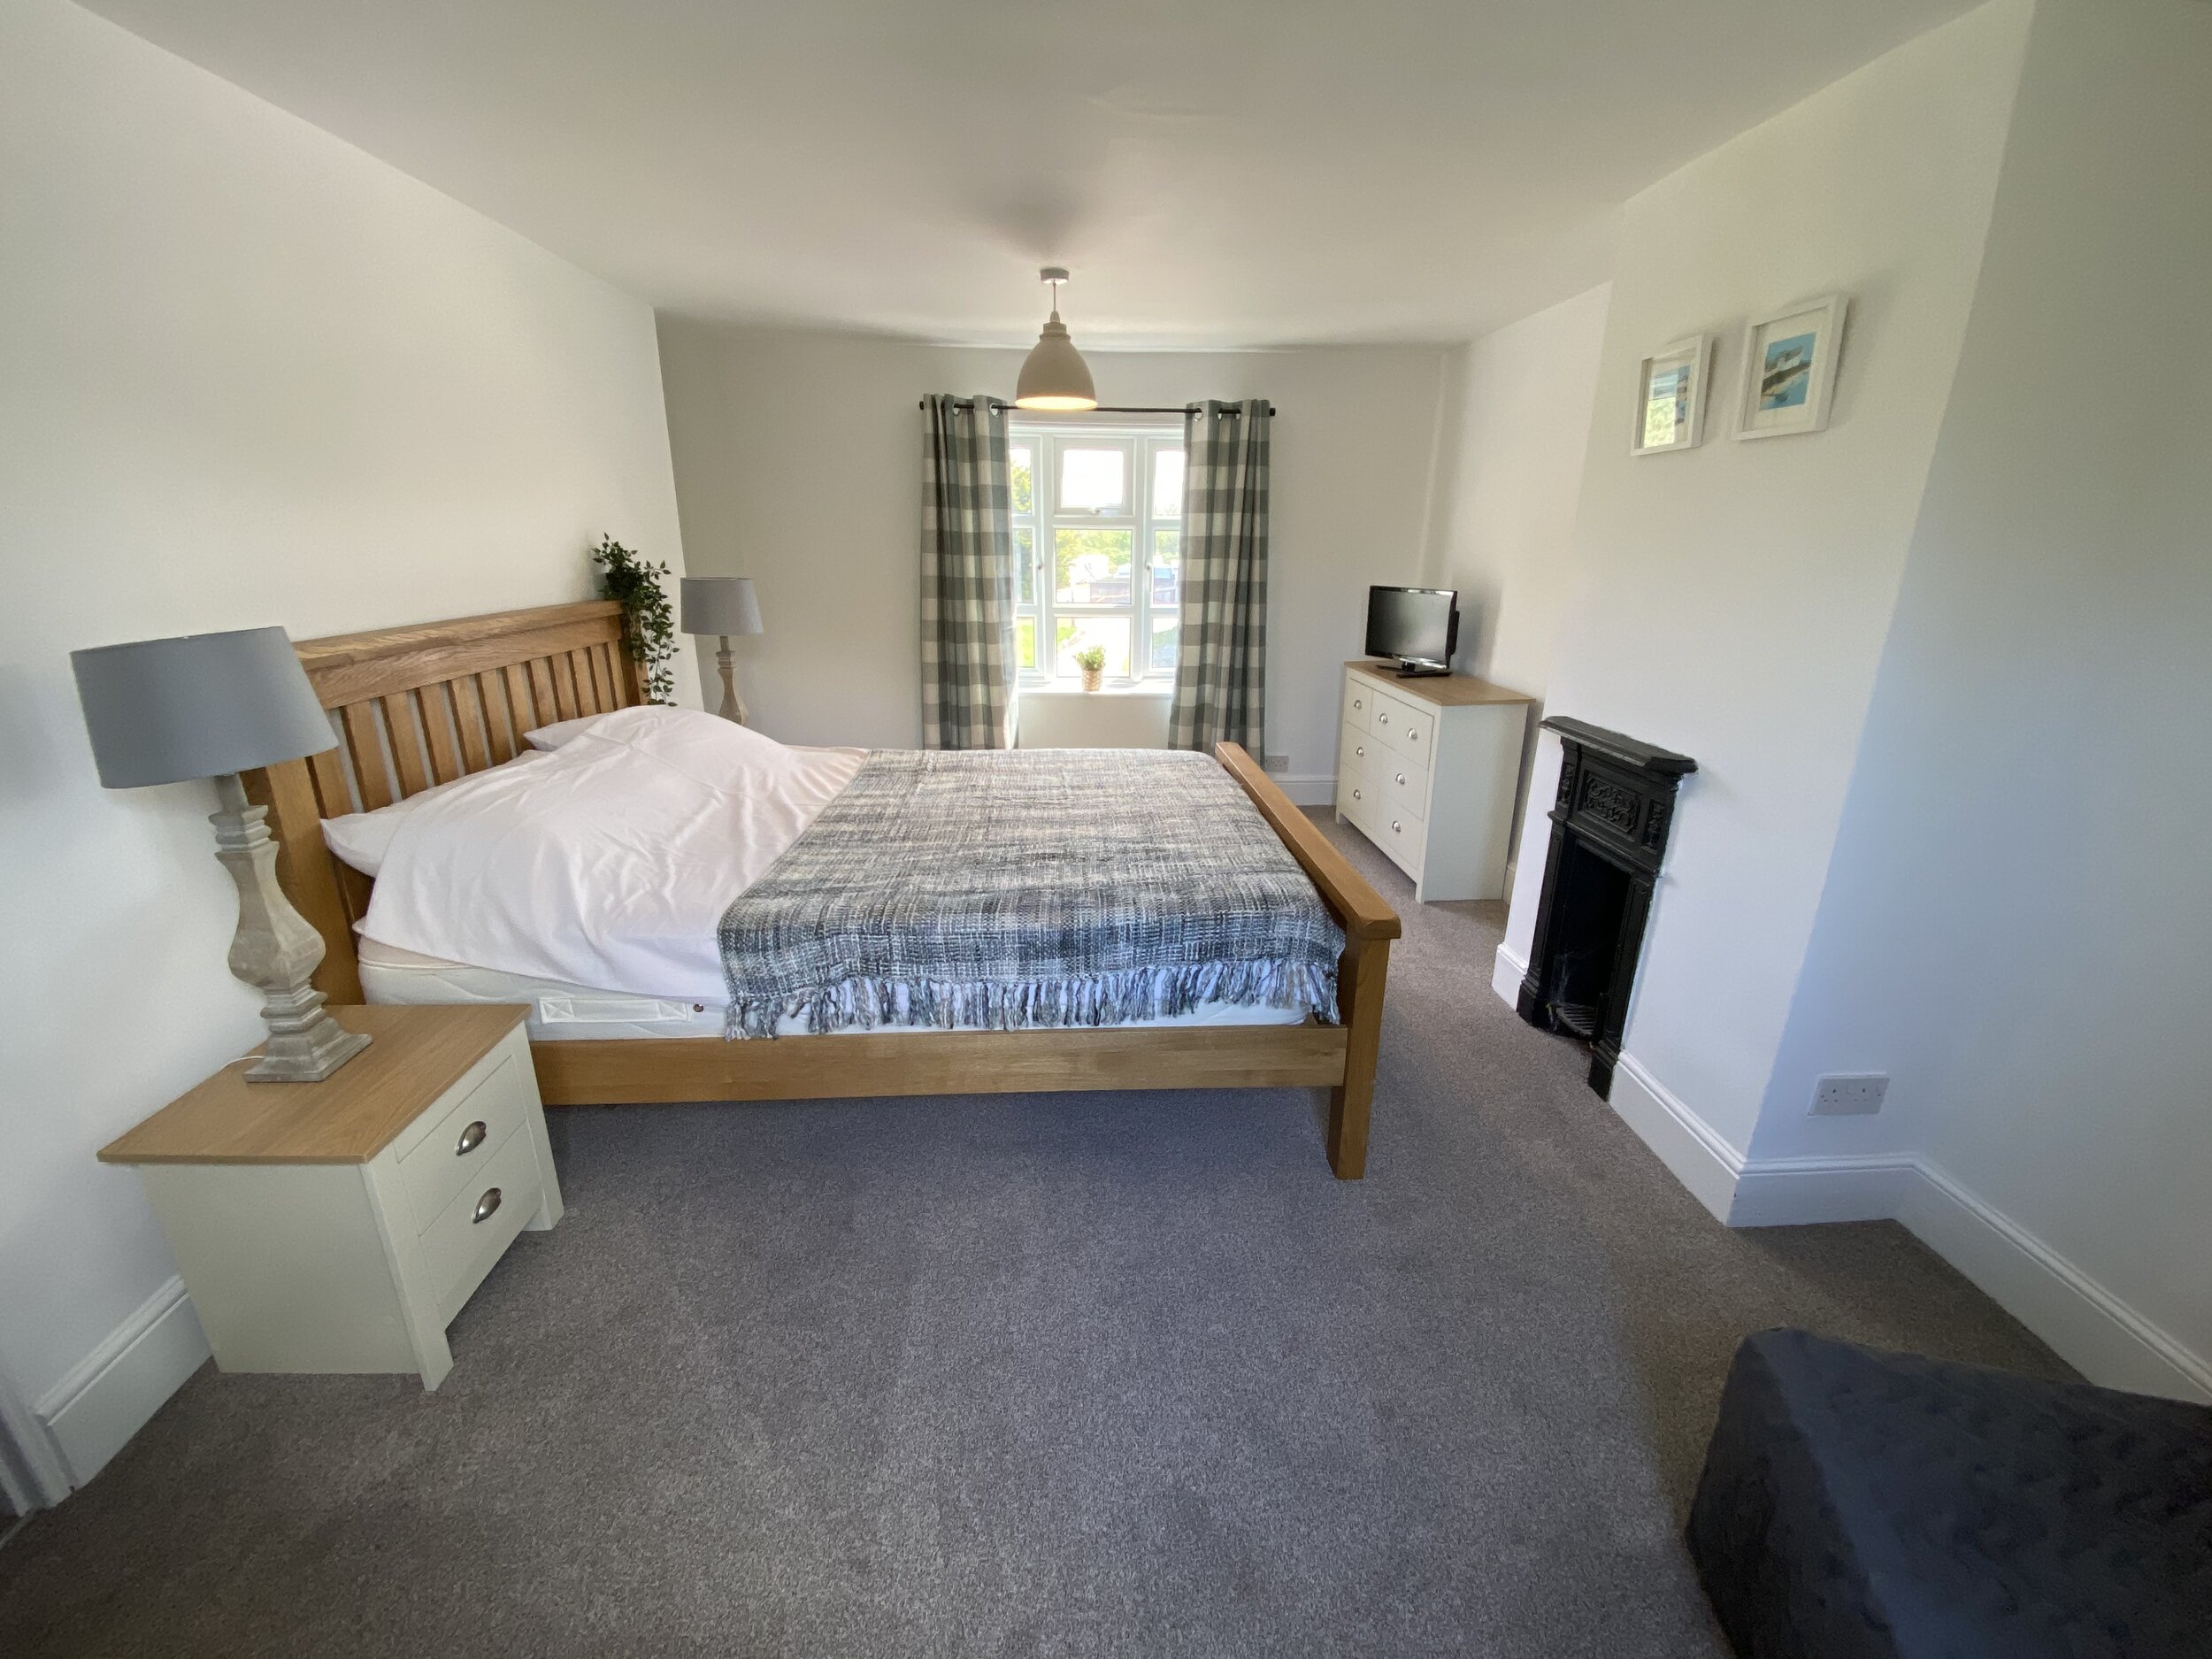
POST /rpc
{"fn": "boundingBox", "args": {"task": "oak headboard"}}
[242,600,644,1004]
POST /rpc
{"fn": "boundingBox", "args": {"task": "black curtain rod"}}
[919,398,1273,417]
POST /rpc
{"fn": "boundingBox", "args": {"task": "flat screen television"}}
[1364,586,1458,674]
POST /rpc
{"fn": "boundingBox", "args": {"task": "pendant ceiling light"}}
[1014,266,1098,411]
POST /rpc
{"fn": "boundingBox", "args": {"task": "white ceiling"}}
[84,0,1980,347]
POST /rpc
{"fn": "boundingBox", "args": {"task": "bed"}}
[242,599,1400,1178]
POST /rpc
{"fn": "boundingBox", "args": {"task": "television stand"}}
[1393,660,1451,678]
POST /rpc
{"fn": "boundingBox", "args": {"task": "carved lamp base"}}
[713,636,749,726]
[211,773,371,1083]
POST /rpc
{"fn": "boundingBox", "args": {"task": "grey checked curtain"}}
[1168,399,1271,754]
[920,394,1017,749]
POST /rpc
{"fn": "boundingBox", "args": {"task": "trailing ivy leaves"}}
[590,535,677,705]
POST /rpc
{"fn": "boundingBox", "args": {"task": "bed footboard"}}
[1213,743,1400,1178]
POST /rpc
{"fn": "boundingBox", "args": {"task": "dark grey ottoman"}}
[1686,1328,2212,1658]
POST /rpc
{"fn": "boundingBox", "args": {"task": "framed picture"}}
[1631,335,1713,456]
[1734,295,1848,440]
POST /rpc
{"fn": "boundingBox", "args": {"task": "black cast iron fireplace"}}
[1517,716,1697,1099]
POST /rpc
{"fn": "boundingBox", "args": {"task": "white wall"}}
[0,0,688,1487]
[1429,284,1611,700]
[656,320,1452,800]
[1425,283,1611,878]
[1500,0,2033,1156]
[1751,0,2212,1392]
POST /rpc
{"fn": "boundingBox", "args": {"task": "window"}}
[1009,423,1186,685]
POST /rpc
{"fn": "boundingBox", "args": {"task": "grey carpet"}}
[0,814,2069,1658]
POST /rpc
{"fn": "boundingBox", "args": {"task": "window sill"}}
[1018,682,1175,699]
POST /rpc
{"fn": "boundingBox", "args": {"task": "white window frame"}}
[1010,419,1185,687]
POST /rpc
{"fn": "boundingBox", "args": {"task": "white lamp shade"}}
[71,626,334,788]
[1015,314,1098,411]
[680,576,764,637]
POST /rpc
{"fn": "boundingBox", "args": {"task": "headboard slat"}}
[453,677,492,774]
[477,671,518,764]
[340,703,394,811]
[419,683,465,784]
[242,599,642,1002]
[381,692,432,797]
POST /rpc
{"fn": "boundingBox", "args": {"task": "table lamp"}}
[72,626,372,1082]
[679,576,764,724]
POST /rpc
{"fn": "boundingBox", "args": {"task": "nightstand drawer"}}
[424,1128,541,1325]
[1340,720,1378,780]
[1374,803,1427,877]
[1371,691,1433,759]
[1343,671,1379,733]
[399,1051,533,1233]
[1380,752,1430,824]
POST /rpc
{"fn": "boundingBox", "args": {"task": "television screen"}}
[1364,586,1457,665]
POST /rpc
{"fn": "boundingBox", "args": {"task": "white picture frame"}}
[1630,334,1713,456]
[1734,294,1848,440]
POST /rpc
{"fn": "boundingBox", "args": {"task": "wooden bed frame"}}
[242,601,1400,1178]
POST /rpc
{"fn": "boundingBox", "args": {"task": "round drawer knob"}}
[1391,819,1402,833]
[1394,772,1406,785]
[472,1188,503,1225]
[1355,744,1364,757]
[1352,787,1362,800]
[455,1119,487,1156]
[1378,712,1389,726]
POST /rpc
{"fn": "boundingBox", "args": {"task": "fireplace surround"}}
[1516,716,1697,1098]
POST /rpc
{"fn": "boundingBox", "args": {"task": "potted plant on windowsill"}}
[1073,645,1107,693]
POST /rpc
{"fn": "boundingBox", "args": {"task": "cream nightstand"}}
[100,1005,560,1391]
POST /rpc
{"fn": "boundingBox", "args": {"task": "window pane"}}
[1148,613,1179,677]
[1015,527,1036,606]
[1054,616,1131,679]
[1150,528,1180,612]
[1010,445,1033,517]
[1015,614,1036,672]
[1055,528,1133,605]
[1059,447,1125,513]
[1152,447,1185,517]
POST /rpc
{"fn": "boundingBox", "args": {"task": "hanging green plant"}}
[589,534,677,705]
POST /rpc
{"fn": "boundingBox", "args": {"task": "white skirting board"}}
[1611,1058,2210,1403]
[1279,774,1336,809]
[1491,941,1528,1010]
[34,1276,211,1489]
[1486,943,2210,1404]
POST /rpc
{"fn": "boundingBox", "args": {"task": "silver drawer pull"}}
[455,1120,488,1156]
[1354,744,1364,757]
[1352,698,1363,710]
[1352,787,1362,800]
[1377,711,1389,725]
[472,1188,503,1225]
[1394,772,1406,785]
[1391,819,1402,833]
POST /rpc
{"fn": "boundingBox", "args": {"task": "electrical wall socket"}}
[1264,753,1290,773]
[1810,1073,1888,1116]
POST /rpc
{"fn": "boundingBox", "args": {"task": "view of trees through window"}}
[1010,426,1185,682]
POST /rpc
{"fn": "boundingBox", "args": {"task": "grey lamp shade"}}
[71,626,335,788]
[680,576,764,637]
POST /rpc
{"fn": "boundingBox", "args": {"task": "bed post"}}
[1329,932,1389,1179]
[1212,742,1401,1179]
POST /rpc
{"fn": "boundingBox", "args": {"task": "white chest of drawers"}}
[1335,661,1534,902]
[100,1004,560,1392]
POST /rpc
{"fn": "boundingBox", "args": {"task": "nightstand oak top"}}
[1343,661,1535,707]
[100,1005,529,1166]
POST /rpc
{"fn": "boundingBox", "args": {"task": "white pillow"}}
[319,749,548,876]
[526,705,794,769]
[522,714,602,751]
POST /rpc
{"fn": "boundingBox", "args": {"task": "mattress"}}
[357,935,1307,1042]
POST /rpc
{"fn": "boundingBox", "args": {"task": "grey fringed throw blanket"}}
[718,749,1343,1039]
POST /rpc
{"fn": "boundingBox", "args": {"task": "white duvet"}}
[349,706,862,1001]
